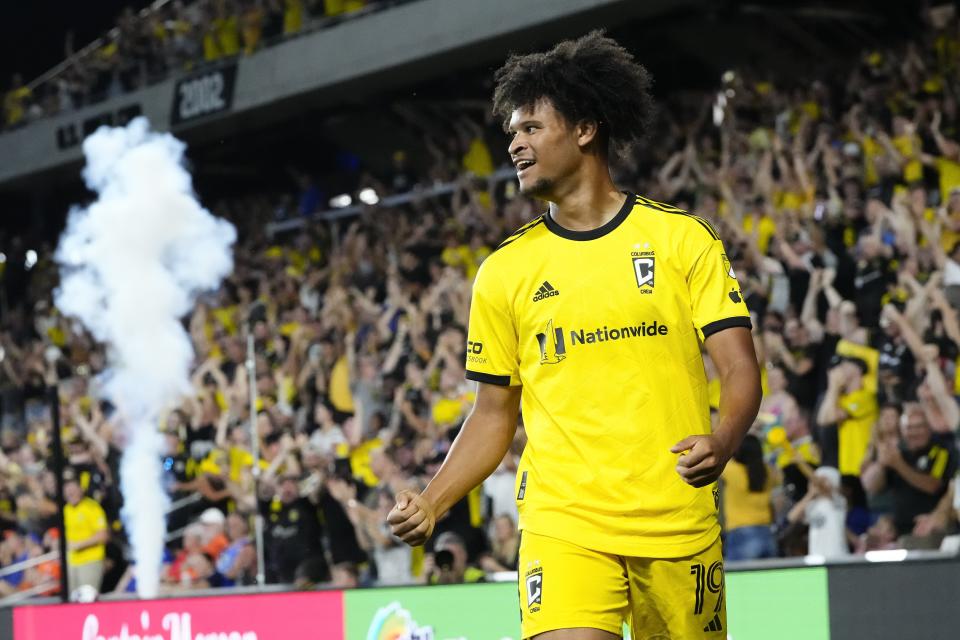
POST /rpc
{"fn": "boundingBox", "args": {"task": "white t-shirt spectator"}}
[944,258,960,287]
[483,468,519,525]
[374,525,413,585]
[804,494,849,558]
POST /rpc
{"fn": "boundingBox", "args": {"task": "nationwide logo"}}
[536,319,669,363]
[570,322,668,343]
[532,281,560,302]
[366,602,433,640]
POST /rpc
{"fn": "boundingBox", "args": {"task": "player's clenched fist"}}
[387,490,437,546]
[671,434,734,488]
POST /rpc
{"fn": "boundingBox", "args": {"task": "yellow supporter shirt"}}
[462,137,495,177]
[283,0,303,34]
[328,355,355,413]
[775,435,820,469]
[742,213,777,255]
[64,497,107,565]
[345,438,382,486]
[241,6,264,54]
[324,0,366,16]
[893,134,923,184]
[3,86,32,126]
[936,157,960,205]
[203,30,222,61]
[465,193,752,557]
[862,136,880,186]
[214,15,241,56]
[721,462,773,530]
[837,388,878,476]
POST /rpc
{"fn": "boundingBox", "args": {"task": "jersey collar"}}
[542,192,634,241]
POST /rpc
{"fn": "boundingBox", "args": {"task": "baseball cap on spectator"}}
[199,508,225,526]
[814,466,841,490]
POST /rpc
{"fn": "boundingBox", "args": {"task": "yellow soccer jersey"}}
[465,193,751,558]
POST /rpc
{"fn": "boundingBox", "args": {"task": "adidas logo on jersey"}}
[532,281,560,302]
[703,613,723,632]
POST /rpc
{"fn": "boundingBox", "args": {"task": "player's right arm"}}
[388,383,521,546]
[389,256,522,546]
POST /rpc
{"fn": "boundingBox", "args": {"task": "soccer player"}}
[388,31,761,639]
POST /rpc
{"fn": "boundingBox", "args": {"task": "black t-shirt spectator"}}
[785,343,819,409]
[813,333,841,396]
[318,490,366,565]
[887,441,957,536]
[874,334,914,404]
[853,257,893,329]
[259,496,328,583]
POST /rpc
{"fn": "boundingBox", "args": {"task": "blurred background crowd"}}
[1,0,960,603]
[2,0,388,132]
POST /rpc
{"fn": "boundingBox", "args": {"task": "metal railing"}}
[165,491,202,516]
[0,582,59,605]
[0,552,59,580]
[16,1,409,133]
[27,0,174,92]
[266,166,516,236]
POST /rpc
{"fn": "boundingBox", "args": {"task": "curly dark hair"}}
[492,30,655,157]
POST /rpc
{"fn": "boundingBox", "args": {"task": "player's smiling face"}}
[508,99,585,198]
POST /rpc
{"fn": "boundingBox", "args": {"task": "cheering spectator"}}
[63,469,109,595]
[787,467,850,559]
[331,482,412,585]
[862,404,957,547]
[259,472,327,583]
[199,508,230,559]
[3,74,32,128]
[215,513,257,585]
[816,356,877,478]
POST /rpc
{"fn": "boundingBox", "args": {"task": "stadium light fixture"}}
[25,250,38,270]
[358,188,379,205]
[329,194,352,208]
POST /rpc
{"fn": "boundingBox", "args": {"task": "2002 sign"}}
[172,64,237,125]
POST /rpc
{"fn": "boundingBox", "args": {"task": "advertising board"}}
[13,590,342,640]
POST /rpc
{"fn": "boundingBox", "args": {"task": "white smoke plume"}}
[55,117,236,598]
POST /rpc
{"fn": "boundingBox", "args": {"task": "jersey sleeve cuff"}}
[701,316,752,339]
[465,370,514,386]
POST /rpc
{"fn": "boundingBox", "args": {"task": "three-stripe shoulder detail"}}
[496,216,545,251]
[634,195,719,241]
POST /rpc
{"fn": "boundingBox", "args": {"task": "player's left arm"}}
[672,227,762,488]
[673,328,761,487]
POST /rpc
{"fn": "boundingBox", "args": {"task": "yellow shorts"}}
[518,530,726,639]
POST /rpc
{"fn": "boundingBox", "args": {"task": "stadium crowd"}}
[2,3,960,600]
[2,0,381,132]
